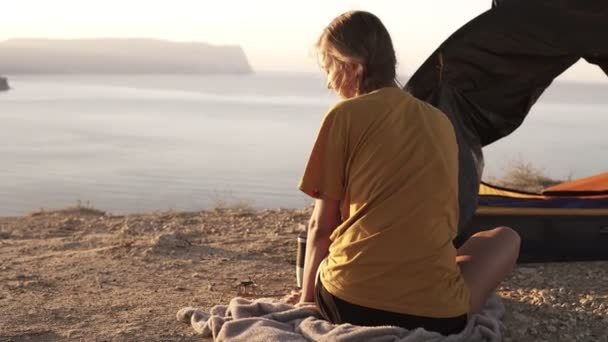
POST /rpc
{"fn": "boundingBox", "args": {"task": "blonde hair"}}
[317,11,397,95]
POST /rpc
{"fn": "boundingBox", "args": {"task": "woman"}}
[287,11,520,335]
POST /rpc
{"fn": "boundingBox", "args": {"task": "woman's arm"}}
[299,198,342,303]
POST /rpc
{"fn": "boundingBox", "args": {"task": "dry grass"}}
[208,190,254,212]
[27,200,105,217]
[486,158,567,193]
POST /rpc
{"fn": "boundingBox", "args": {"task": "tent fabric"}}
[463,208,608,262]
[467,178,608,261]
[542,172,608,196]
[406,0,608,147]
[479,196,608,209]
[476,206,608,216]
[409,0,608,261]
[478,180,608,208]
[404,0,608,232]
[479,183,542,199]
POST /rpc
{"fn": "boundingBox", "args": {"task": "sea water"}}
[0,74,606,215]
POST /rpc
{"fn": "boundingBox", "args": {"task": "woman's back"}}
[299,86,470,318]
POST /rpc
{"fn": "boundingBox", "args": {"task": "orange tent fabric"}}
[480,172,608,200]
[542,172,608,194]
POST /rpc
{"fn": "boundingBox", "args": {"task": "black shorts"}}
[314,277,467,336]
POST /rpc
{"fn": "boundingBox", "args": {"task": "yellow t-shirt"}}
[299,87,470,318]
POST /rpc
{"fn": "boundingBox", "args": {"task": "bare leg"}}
[456,227,521,313]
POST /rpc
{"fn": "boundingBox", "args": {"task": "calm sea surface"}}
[1,74,606,216]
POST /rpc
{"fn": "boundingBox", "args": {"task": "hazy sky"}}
[2,0,605,82]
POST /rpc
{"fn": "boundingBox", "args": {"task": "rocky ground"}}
[0,207,606,341]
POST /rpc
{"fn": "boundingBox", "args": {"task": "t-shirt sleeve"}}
[298,107,347,201]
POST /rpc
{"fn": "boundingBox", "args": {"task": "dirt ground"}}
[1,207,607,341]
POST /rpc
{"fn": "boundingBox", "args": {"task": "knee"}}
[495,226,521,257]
[499,226,521,245]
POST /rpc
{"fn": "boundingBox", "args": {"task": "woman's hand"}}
[282,289,301,305]
[296,301,316,308]
[282,289,317,309]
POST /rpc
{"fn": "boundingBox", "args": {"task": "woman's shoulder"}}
[329,87,407,115]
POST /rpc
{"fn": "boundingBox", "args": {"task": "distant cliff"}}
[0,76,8,91]
[0,38,253,74]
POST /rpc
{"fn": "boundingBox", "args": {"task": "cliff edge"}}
[0,38,253,74]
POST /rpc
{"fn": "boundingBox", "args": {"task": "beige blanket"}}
[177,294,504,341]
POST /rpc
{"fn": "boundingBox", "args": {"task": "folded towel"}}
[177,293,504,341]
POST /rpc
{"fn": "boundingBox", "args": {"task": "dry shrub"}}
[209,190,253,211]
[29,200,105,217]
[488,158,566,193]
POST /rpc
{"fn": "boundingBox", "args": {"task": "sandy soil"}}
[1,207,607,342]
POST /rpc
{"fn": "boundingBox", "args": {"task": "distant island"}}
[0,38,252,74]
[0,76,8,91]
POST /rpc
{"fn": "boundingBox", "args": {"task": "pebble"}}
[66,329,81,338]
[512,311,527,322]
[518,267,537,274]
